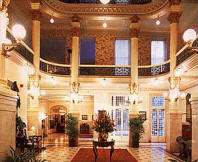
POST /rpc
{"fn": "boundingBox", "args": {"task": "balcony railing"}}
[79,65,131,76]
[40,58,71,75]
[6,28,34,64]
[138,60,170,76]
[176,38,198,66]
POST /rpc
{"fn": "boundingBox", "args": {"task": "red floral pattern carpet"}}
[71,148,137,162]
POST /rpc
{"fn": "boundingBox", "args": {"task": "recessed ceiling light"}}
[156,20,160,26]
[103,22,107,28]
[100,0,110,4]
[50,18,54,24]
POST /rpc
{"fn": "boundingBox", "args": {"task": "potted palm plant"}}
[129,115,145,148]
[65,114,78,147]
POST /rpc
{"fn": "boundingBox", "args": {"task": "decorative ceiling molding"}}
[41,0,169,17]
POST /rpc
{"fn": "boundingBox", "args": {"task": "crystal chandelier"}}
[70,82,83,104]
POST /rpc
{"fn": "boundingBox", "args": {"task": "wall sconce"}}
[166,76,186,102]
[71,82,83,104]
[28,75,40,99]
[2,24,26,57]
[72,81,80,93]
[126,82,143,105]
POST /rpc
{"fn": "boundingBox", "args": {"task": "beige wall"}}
[6,53,30,123]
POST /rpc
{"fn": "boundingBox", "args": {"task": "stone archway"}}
[48,105,67,134]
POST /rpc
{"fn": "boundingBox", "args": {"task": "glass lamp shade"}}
[100,0,110,4]
[4,38,12,44]
[103,22,107,28]
[183,29,196,42]
[12,24,26,40]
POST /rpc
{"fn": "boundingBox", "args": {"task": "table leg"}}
[93,145,98,162]
[110,145,114,162]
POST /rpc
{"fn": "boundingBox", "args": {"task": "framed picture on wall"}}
[82,115,88,120]
[139,111,146,121]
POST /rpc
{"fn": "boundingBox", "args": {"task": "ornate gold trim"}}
[167,11,182,24]
[32,9,41,21]
[41,0,169,16]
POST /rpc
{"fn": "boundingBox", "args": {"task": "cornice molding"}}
[41,0,169,17]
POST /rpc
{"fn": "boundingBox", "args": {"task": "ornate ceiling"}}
[7,0,197,35]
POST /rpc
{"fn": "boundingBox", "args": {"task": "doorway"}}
[110,108,129,145]
[151,96,165,143]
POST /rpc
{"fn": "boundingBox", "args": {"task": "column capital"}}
[167,11,182,24]
[130,15,140,24]
[71,15,80,37]
[131,28,139,38]
[168,0,181,6]
[32,9,41,21]
[0,0,10,11]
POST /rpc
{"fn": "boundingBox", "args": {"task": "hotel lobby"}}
[0,0,197,161]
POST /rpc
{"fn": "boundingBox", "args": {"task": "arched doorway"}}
[48,105,67,134]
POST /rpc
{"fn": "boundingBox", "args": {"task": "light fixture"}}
[167,76,186,102]
[50,18,54,24]
[39,112,47,121]
[40,90,46,96]
[103,22,107,28]
[126,82,143,105]
[174,67,184,77]
[2,24,26,57]
[100,78,107,87]
[70,82,83,103]
[12,24,26,40]
[100,0,110,4]
[50,77,56,85]
[183,29,196,43]
[156,20,160,26]
[28,75,40,99]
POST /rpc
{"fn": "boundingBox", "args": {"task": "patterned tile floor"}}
[37,133,184,162]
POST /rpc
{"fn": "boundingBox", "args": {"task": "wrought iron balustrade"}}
[59,0,152,4]
[79,66,131,76]
[176,38,198,66]
[6,30,34,64]
[40,59,70,75]
[138,61,170,76]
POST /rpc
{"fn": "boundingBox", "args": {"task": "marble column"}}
[191,98,198,161]
[27,1,41,135]
[129,15,140,147]
[166,1,182,153]
[0,2,18,160]
[69,15,80,114]
[0,9,9,88]
[0,89,17,161]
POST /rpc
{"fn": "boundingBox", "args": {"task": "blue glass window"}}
[152,96,164,107]
[80,37,95,64]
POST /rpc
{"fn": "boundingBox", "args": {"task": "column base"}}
[129,113,139,147]
[0,88,17,161]
[166,112,182,153]
[27,109,42,136]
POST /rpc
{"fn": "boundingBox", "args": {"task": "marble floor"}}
[37,133,184,162]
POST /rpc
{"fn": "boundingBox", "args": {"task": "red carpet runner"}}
[71,148,137,162]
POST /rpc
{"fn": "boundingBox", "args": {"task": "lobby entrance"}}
[151,96,166,143]
[110,108,129,145]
